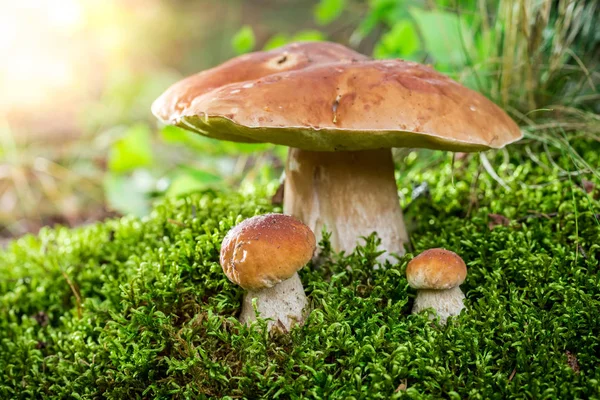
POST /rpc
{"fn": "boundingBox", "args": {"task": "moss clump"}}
[1,141,599,399]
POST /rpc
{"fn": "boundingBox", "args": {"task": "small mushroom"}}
[406,248,467,324]
[220,213,315,331]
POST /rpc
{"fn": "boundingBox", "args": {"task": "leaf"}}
[108,124,153,173]
[160,125,188,144]
[166,167,223,197]
[488,213,511,230]
[395,379,408,392]
[293,30,326,42]
[263,31,325,51]
[374,19,420,59]
[103,172,151,217]
[566,351,580,374]
[314,0,346,26]
[160,125,271,155]
[409,8,473,68]
[271,181,284,205]
[352,0,411,47]
[232,25,255,54]
[263,34,290,50]
[582,179,595,194]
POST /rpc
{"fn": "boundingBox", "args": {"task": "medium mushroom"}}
[153,41,522,261]
[406,248,467,324]
[220,213,315,331]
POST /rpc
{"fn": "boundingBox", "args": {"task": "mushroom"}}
[406,248,467,324]
[220,213,315,331]
[153,41,522,262]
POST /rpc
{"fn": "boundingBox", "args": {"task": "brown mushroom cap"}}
[406,248,467,290]
[220,213,316,290]
[152,42,522,152]
[153,41,367,131]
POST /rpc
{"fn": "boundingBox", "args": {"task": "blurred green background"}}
[0,0,598,243]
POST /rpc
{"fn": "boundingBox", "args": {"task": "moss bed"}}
[1,141,599,399]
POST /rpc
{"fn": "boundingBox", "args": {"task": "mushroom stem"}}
[239,272,308,331]
[412,286,465,324]
[283,148,408,263]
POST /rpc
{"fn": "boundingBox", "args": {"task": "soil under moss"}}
[1,140,599,399]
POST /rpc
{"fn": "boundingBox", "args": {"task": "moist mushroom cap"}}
[406,248,467,290]
[152,44,522,152]
[220,213,316,290]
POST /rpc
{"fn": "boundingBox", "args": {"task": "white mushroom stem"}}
[239,272,307,331]
[284,148,408,263]
[412,286,465,325]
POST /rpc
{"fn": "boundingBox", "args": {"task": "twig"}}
[167,219,185,227]
[517,210,600,222]
[578,245,588,260]
[466,165,482,218]
[518,211,558,221]
[60,270,82,318]
[480,153,511,191]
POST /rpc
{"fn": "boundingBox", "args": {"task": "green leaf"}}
[263,34,290,50]
[369,0,409,27]
[160,125,271,155]
[373,19,420,59]
[108,124,153,173]
[160,125,218,151]
[409,8,473,68]
[160,125,188,144]
[293,30,326,42]
[263,31,325,51]
[103,172,151,217]
[231,25,256,54]
[166,167,223,197]
[314,0,346,25]
[351,0,408,46]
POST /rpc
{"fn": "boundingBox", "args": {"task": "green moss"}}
[1,141,599,399]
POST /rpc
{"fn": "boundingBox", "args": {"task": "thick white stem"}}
[239,272,307,331]
[283,148,408,263]
[412,286,465,324]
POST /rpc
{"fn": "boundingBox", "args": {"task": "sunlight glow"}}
[0,0,85,109]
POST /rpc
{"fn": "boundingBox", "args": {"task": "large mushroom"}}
[153,41,522,260]
[220,213,315,331]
